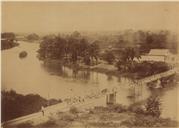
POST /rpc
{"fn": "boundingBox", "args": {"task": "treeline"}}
[26,33,40,41]
[1,90,62,122]
[114,30,178,54]
[38,31,100,65]
[103,48,170,79]
[1,32,19,50]
[38,31,171,79]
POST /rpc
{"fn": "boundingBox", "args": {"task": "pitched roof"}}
[148,49,170,56]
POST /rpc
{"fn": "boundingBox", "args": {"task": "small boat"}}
[19,51,28,58]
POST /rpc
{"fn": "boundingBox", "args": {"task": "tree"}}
[38,35,67,60]
[1,32,15,40]
[83,53,91,65]
[26,33,39,41]
[88,41,100,64]
[38,32,100,66]
[54,36,67,59]
[103,51,115,64]
[1,90,61,122]
[78,38,89,57]
[1,32,18,50]
[115,47,141,72]
[71,31,81,38]
[68,37,80,63]
[116,59,128,72]
[145,96,161,118]
[38,35,56,60]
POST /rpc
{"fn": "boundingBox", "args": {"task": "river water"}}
[2,41,179,121]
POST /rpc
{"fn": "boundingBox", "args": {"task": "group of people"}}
[63,88,109,105]
[64,96,85,105]
[40,87,118,116]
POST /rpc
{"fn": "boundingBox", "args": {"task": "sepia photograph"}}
[1,1,179,128]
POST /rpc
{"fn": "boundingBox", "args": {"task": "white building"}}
[140,49,176,64]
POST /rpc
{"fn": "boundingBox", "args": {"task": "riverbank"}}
[13,104,178,128]
[1,41,19,50]
[1,90,62,122]
[44,59,171,80]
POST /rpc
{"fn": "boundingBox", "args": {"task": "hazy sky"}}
[2,2,179,33]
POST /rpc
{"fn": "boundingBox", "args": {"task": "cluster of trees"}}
[1,32,19,50]
[26,33,39,41]
[115,47,141,72]
[139,31,177,53]
[1,32,16,39]
[38,31,100,65]
[101,46,170,78]
[115,30,178,54]
[101,51,116,64]
[1,90,62,122]
[38,30,173,78]
[132,61,170,75]
[105,45,170,78]
[121,61,170,79]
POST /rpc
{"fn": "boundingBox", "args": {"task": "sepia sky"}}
[2,2,179,33]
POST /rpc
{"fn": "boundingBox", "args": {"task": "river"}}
[2,41,179,121]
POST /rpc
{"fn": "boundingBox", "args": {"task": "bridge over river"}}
[137,68,178,85]
[2,68,178,127]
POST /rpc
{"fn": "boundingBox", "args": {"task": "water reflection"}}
[43,64,93,83]
[43,62,151,106]
[1,41,178,120]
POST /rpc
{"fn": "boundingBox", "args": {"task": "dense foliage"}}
[101,51,115,64]
[115,47,141,72]
[1,90,62,122]
[38,32,100,65]
[116,48,170,78]
[19,51,28,58]
[37,30,174,80]
[114,30,177,54]
[1,32,15,39]
[145,96,161,117]
[121,114,177,127]
[26,33,39,41]
[1,32,19,50]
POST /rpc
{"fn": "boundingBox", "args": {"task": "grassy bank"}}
[1,90,62,122]
[12,103,178,128]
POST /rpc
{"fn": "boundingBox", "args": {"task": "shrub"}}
[1,90,48,122]
[108,104,127,113]
[26,33,39,41]
[92,105,127,113]
[128,103,146,115]
[145,96,161,117]
[128,106,145,115]
[69,106,79,114]
[121,114,178,127]
[102,51,115,64]
[16,121,33,128]
[56,120,69,128]
[60,113,75,121]
[19,51,28,58]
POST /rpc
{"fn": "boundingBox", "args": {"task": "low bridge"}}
[138,68,178,84]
